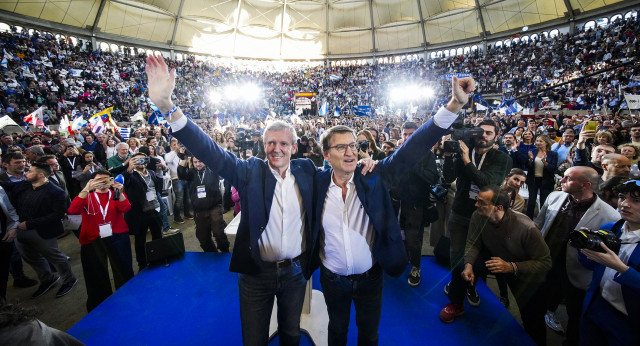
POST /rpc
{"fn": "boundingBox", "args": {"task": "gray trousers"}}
[15,229,76,284]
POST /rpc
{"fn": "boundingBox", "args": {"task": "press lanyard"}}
[471,149,487,170]
[67,157,76,168]
[94,191,112,222]
[197,170,206,184]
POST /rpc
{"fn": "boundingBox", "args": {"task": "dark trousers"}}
[238,257,307,346]
[130,210,163,269]
[581,292,639,346]
[508,277,547,345]
[447,211,473,304]
[399,203,427,269]
[526,178,553,219]
[9,242,25,279]
[0,241,11,299]
[320,264,383,346]
[80,233,134,312]
[194,205,229,252]
[538,246,585,346]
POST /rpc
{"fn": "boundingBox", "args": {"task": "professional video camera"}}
[235,129,258,151]
[442,117,484,154]
[569,228,621,254]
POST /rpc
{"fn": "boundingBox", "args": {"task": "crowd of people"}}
[0,12,639,346]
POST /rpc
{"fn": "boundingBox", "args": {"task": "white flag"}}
[625,94,640,110]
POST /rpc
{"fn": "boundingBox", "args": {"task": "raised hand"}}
[446,76,476,114]
[145,55,176,113]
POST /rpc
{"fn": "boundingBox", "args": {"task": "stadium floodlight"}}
[242,84,261,101]
[522,26,529,32]
[390,84,436,102]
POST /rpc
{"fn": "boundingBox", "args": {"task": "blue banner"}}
[439,73,473,80]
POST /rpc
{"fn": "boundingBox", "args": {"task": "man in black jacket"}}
[389,121,439,287]
[177,156,229,252]
[440,119,513,323]
[122,152,163,271]
[0,162,77,298]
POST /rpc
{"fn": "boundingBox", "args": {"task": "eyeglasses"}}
[328,142,358,153]
[474,196,492,206]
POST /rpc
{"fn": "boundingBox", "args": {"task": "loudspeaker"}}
[145,233,185,265]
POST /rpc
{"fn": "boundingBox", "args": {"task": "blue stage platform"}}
[68,252,535,346]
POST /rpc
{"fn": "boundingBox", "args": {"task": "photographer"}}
[357,130,386,160]
[577,180,640,345]
[68,170,133,312]
[177,156,229,253]
[72,151,104,190]
[440,119,513,323]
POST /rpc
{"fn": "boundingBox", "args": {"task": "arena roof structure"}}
[0,0,636,60]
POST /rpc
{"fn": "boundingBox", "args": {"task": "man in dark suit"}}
[309,78,472,344]
[0,162,77,298]
[121,152,164,271]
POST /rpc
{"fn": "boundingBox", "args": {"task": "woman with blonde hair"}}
[127,138,140,155]
[525,134,558,218]
[619,143,640,178]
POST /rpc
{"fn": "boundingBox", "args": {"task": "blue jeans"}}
[320,264,383,346]
[157,192,170,230]
[172,179,185,219]
[238,257,307,346]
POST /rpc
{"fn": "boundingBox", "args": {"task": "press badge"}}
[146,191,155,201]
[197,185,207,198]
[99,223,113,238]
[469,184,480,200]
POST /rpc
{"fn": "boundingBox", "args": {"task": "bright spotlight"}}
[423,87,435,98]
[224,85,240,101]
[209,90,222,103]
[243,84,261,101]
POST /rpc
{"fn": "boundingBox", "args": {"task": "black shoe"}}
[467,286,481,307]
[174,218,185,224]
[32,276,60,298]
[408,266,421,287]
[184,214,194,220]
[56,279,78,298]
[13,276,38,288]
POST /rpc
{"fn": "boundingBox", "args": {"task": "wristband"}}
[509,262,516,274]
[162,105,179,122]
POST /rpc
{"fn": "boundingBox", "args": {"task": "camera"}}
[136,157,150,165]
[568,229,621,254]
[359,140,369,152]
[234,129,256,152]
[442,117,484,154]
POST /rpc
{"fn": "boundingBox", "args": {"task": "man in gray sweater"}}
[462,185,551,345]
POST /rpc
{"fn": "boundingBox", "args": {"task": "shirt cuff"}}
[169,115,188,132]
[433,106,458,129]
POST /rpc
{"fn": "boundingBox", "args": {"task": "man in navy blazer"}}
[309,77,474,345]
[146,55,327,346]
[579,180,640,345]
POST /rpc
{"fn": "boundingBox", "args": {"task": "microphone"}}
[113,174,124,201]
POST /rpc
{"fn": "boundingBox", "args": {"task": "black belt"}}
[326,263,381,281]
[263,253,305,269]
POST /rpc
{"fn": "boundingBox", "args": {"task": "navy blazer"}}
[173,120,317,277]
[309,118,449,278]
[526,149,558,189]
[582,221,640,322]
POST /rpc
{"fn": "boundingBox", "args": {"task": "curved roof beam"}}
[369,0,376,55]
[170,0,185,47]
[279,0,287,58]
[232,0,244,56]
[416,0,427,48]
[92,0,109,34]
[563,0,575,21]
[475,0,487,39]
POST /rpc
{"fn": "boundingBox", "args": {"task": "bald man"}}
[535,166,619,345]
[600,153,631,182]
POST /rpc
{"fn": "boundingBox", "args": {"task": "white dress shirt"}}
[600,222,640,315]
[321,173,374,276]
[258,164,306,262]
[164,150,180,180]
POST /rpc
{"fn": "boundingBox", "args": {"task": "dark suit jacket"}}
[310,118,450,278]
[173,120,316,277]
[121,169,163,213]
[525,149,558,190]
[0,181,66,239]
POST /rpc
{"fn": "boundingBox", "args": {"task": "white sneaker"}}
[545,311,565,334]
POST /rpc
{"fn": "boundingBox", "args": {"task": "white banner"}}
[625,94,640,110]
